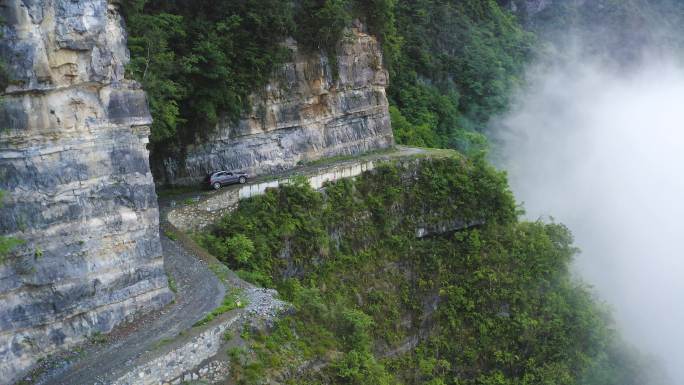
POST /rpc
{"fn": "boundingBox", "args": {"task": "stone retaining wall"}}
[113,286,285,385]
[168,160,375,232]
[113,314,240,385]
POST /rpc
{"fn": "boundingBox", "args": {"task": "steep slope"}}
[0,1,171,382]
[198,157,657,384]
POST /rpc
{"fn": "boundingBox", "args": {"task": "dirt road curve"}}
[24,146,430,385]
[31,236,225,385]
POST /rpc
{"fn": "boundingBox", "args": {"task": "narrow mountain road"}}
[24,146,431,385]
[31,236,225,385]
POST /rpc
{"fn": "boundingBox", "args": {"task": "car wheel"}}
[239,176,246,184]
[213,182,222,190]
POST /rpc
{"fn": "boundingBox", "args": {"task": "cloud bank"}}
[495,51,684,381]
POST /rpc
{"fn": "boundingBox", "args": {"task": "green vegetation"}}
[385,1,534,152]
[207,262,233,284]
[164,229,179,241]
[122,1,532,156]
[121,0,295,149]
[153,337,174,350]
[167,275,178,294]
[197,158,653,384]
[193,288,246,327]
[89,332,108,345]
[121,0,391,151]
[0,191,23,263]
[0,235,22,263]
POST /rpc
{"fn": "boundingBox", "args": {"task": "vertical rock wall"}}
[0,1,172,382]
[156,24,394,186]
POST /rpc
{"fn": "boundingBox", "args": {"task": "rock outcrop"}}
[0,1,172,382]
[155,24,394,186]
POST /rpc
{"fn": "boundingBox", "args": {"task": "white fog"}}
[496,51,684,382]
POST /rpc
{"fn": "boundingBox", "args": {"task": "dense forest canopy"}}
[198,158,662,384]
[121,0,534,156]
[387,1,533,151]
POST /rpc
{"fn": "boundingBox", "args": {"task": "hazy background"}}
[494,36,684,382]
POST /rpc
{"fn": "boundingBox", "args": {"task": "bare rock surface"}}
[0,1,170,382]
[26,235,225,385]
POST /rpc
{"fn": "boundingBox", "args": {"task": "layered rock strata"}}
[0,1,171,382]
[156,24,394,186]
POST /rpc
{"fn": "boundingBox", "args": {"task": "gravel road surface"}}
[31,236,225,385]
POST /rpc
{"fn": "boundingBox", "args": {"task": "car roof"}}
[210,170,247,176]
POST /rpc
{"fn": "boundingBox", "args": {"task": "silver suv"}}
[206,171,249,190]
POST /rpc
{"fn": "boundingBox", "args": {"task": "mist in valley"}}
[494,27,684,382]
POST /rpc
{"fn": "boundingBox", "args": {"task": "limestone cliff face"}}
[156,25,394,186]
[0,0,172,382]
